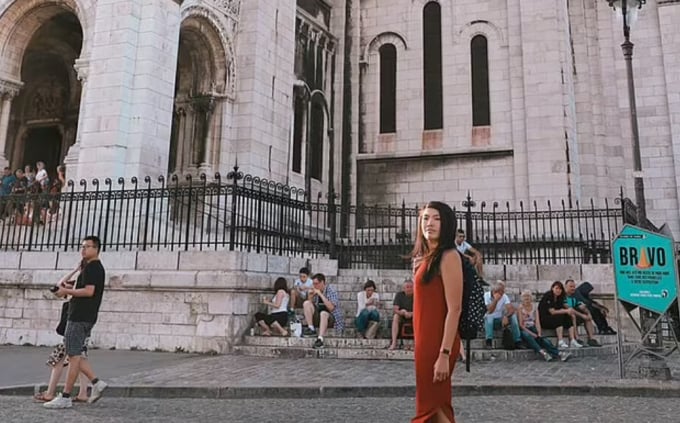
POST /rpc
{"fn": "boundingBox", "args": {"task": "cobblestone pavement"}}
[2,395,678,423]
[3,346,680,394]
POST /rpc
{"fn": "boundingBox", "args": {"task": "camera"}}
[49,285,60,293]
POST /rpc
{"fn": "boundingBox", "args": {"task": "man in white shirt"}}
[455,229,483,276]
[484,281,521,349]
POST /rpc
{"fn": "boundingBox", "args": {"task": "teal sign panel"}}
[613,225,678,314]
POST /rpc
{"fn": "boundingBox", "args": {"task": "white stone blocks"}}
[100,251,137,270]
[56,252,83,270]
[267,255,289,274]
[178,251,245,271]
[20,252,57,270]
[536,265,582,282]
[0,252,20,269]
[504,264,538,282]
[309,258,338,277]
[581,264,615,291]
[137,251,179,270]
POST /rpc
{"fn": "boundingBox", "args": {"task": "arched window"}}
[471,35,490,126]
[423,2,443,130]
[379,44,397,134]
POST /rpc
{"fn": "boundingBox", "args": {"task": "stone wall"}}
[0,251,337,353]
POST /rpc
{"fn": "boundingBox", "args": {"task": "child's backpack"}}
[458,251,486,372]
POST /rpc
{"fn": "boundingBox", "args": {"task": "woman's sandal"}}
[33,392,54,402]
[74,397,88,403]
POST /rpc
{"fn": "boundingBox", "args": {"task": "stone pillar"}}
[64,57,89,179]
[72,0,182,182]
[0,77,23,169]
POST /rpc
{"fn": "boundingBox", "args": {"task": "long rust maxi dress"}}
[412,262,461,423]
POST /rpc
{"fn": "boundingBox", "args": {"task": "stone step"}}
[234,341,633,362]
[243,334,619,350]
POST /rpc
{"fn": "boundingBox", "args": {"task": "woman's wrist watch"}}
[440,348,450,356]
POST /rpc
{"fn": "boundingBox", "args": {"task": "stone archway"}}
[169,14,229,175]
[0,2,83,177]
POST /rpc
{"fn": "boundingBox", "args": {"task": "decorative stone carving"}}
[73,58,90,83]
[0,77,24,99]
[28,77,66,120]
[210,0,240,17]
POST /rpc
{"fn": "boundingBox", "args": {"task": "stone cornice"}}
[0,76,24,99]
[658,0,680,5]
[73,58,90,83]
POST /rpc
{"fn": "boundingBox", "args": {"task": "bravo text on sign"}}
[612,225,679,314]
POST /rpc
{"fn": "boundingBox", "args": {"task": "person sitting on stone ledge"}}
[254,277,290,337]
[303,273,344,349]
[564,279,602,347]
[455,229,484,277]
[484,281,521,349]
[355,280,381,339]
[388,279,414,350]
[539,281,578,349]
[575,281,617,335]
[518,290,571,362]
[289,267,312,312]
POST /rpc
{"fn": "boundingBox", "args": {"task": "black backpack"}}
[458,252,486,372]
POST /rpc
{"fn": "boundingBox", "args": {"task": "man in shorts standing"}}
[44,235,108,409]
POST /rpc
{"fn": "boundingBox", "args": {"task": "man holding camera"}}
[44,235,108,409]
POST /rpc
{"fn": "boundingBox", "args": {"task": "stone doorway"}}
[4,10,83,174]
[22,126,62,177]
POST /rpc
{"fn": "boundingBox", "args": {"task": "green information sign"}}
[612,225,678,314]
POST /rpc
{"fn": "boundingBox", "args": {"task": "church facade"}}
[1,0,680,233]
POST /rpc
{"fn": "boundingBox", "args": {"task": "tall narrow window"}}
[471,35,490,126]
[379,44,397,134]
[310,102,324,180]
[423,2,443,130]
[292,95,304,173]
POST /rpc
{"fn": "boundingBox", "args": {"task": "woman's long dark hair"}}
[411,201,457,283]
[273,277,289,293]
[549,281,566,304]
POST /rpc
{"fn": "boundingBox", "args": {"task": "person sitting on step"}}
[254,277,290,336]
[303,273,344,349]
[355,280,381,339]
[575,281,617,335]
[538,281,578,349]
[564,279,602,347]
[388,279,414,350]
[289,267,312,312]
[518,290,571,362]
[484,281,522,349]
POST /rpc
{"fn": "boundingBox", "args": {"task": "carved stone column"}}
[64,58,89,173]
[0,77,23,169]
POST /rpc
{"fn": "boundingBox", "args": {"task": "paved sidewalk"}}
[2,346,680,398]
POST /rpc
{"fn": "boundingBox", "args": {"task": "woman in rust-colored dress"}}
[411,201,464,423]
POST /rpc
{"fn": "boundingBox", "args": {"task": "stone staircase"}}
[235,269,634,362]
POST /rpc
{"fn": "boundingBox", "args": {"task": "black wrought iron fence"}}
[0,165,632,269]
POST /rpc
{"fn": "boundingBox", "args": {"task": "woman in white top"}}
[518,290,570,362]
[254,277,290,336]
[35,161,49,190]
[355,280,380,338]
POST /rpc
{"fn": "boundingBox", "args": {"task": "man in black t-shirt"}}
[44,235,108,409]
[388,280,414,350]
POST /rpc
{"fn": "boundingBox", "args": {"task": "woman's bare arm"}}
[439,250,463,353]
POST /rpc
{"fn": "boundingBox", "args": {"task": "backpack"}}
[501,326,516,350]
[458,251,486,372]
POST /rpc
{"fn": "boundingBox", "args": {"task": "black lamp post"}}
[293,80,337,258]
[607,0,670,380]
[607,0,647,225]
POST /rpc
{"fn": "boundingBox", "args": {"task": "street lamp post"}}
[293,80,337,258]
[606,0,670,380]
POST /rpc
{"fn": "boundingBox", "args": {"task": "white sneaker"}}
[88,380,108,404]
[43,393,72,409]
[570,339,583,349]
[559,351,572,362]
[558,340,569,349]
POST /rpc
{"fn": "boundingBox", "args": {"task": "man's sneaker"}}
[88,380,108,404]
[587,338,602,347]
[558,339,570,349]
[302,327,317,337]
[540,350,553,362]
[559,351,572,362]
[43,393,72,409]
[485,339,493,349]
[312,337,324,349]
[570,339,583,349]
